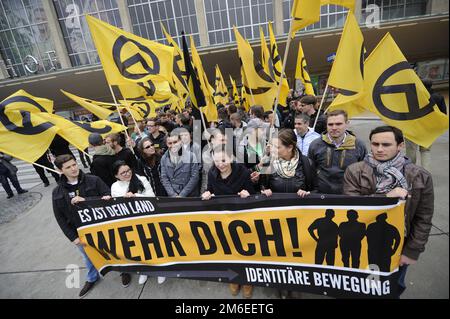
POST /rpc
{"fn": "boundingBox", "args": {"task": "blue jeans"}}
[78,246,99,283]
[397,265,409,297]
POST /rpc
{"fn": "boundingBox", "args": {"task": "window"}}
[127,0,200,48]
[53,0,122,67]
[0,0,58,77]
[204,0,273,45]
[361,0,429,22]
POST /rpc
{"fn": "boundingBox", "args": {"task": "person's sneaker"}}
[17,189,28,194]
[79,280,97,298]
[121,273,131,287]
[229,283,240,296]
[138,274,148,285]
[242,285,253,299]
[43,182,50,187]
[157,276,166,284]
[6,194,14,199]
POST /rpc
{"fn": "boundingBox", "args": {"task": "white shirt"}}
[296,127,321,155]
[111,174,155,198]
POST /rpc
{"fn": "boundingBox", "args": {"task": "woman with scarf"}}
[260,129,316,198]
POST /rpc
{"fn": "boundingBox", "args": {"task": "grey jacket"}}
[160,150,200,197]
[0,153,18,175]
[343,160,434,260]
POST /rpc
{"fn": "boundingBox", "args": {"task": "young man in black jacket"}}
[52,154,114,298]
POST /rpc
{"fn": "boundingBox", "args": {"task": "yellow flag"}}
[260,26,271,76]
[326,12,366,117]
[61,90,116,120]
[214,65,229,106]
[360,33,448,148]
[291,0,321,36]
[268,22,290,107]
[161,22,187,84]
[118,80,173,101]
[295,42,315,96]
[190,36,218,122]
[86,15,174,85]
[0,90,60,163]
[230,76,240,106]
[321,0,355,11]
[234,27,277,112]
[241,85,250,111]
[119,99,158,120]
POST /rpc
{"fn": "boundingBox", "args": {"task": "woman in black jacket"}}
[136,137,167,197]
[261,129,316,197]
[200,146,255,299]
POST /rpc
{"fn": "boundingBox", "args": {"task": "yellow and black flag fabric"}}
[190,36,218,122]
[268,22,290,107]
[291,0,321,36]
[181,33,206,122]
[234,27,277,112]
[295,42,315,96]
[161,22,187,86]
[214,65,229,106]
[230,76,240,106]
[0,90,60,163]
[86,15,174,85]
[61,90,117,120]
[119,99,157,120]
[326,12,366,117]
[260,26,271,76]
[360,33,448,148]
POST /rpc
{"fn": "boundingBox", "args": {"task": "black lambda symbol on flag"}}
[0,96,54,135]
[73,121,112,134]
[113,35,161,80]
[131,101,151,118]
[373,62,435,121]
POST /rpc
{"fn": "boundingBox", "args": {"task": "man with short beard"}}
[343,125,434,297]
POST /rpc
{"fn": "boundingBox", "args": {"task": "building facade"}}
[0,0,448,111]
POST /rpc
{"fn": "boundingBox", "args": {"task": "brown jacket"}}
[343,160,434,260]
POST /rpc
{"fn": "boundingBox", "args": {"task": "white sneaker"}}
[138,274,148,285]
[157,276,166,284]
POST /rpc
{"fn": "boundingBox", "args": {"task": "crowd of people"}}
[4,90,432,299]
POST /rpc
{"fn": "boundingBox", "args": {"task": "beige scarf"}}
[273,150,299,178]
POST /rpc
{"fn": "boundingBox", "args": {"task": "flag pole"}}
[312,83,330,131]
[271,20,294,128]
[108,84,135,154]
[32,161,60,175]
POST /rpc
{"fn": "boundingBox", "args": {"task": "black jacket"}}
[90,154,117,187]
[117,147,138,170]
[136,157,168,197]
[262,154,316,193]
[52,171,110,242]
[50,135,74,157]
[308,133,367,194]
[149,132,167,153]
[207,163,256,195]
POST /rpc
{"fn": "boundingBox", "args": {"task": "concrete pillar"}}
[354,0,363,23]
[117,1,133,33]
[42,0,71,69]
[430,0,449,14]
[273,0,285,35]
[194,0,209,47]
[0,57,9,80]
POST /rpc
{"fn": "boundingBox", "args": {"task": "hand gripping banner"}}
[76,194,405,298]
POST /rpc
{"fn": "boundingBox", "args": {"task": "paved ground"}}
[0,119,448,299]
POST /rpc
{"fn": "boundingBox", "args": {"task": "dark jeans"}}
[0,172,23,195]
[397,265,409,298]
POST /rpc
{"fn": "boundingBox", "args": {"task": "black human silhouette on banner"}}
[338,210,366,268]
[366,213,401,272]
[308,209,339,266]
